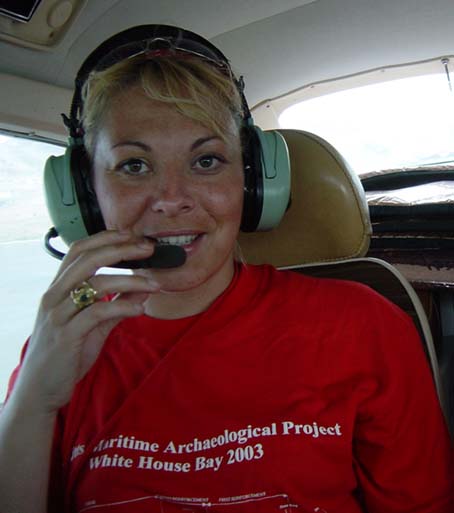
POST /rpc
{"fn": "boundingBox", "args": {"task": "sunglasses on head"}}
[92,36,232,75]
[67,25,249,138]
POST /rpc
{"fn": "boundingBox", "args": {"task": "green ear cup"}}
[43,145,90,246]
[255,128,291,231]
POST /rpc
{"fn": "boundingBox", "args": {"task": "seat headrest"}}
[238,129,371,267]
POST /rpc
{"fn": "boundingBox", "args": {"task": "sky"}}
[0,135,64,243]
[279,73,454,174]
[0,136,64,400]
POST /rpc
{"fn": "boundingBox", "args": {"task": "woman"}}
[0,24,452,513]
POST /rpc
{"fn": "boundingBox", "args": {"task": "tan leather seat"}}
[239,129,445,415]
[238,129,371,266]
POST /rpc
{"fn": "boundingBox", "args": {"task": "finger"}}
[63,238,156,286]
[71,296,152,378]
[65,296,147,341]
[85,273,160,298]
[47,238,156,307]
[56,230,135,276]
[54,275,158,324]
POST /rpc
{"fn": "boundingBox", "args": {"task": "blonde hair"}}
[81,55,244,156]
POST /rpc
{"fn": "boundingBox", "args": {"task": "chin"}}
[157,255,234,291]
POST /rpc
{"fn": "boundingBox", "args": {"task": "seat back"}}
[239,129,445,412]
[238,129,371,266]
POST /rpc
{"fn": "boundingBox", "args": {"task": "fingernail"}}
[147,279,160,290]
[137,239,154,250]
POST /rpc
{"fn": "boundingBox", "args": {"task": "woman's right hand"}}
[10,229,159,414]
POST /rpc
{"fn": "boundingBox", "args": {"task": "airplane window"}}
[0,133,64,402]
[279,73,454,175]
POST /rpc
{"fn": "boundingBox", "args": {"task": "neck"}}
[142,260,236,319]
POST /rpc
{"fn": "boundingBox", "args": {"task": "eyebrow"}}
[111,140,150,151]
[190,136,222,151]
[111,136,222,152]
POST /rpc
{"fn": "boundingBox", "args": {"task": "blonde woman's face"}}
[92,85,244,294]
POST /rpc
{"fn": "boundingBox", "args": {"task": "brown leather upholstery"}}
[239,129,371,267]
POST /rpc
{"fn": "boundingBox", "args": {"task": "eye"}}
[193,154,226,172]
[117,158,150,175]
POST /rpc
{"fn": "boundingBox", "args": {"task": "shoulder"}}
[245,263,405,316]
[243,264,419,349]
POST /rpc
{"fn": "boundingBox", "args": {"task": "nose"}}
[150,167,195,216]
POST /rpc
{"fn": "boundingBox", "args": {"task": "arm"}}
[0,230,158,513]
[0,391,57,512]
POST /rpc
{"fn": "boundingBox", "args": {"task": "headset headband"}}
[66,24,252,138]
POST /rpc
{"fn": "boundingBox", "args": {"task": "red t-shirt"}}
[6,264,453,512]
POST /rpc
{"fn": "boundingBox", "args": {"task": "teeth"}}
[155,234,198,246]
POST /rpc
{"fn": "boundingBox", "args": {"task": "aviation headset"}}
[44,25,291,266]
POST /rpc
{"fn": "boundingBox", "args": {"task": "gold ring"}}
[70,281,98,310]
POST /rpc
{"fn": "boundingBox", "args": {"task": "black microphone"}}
[44,227,187,269]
